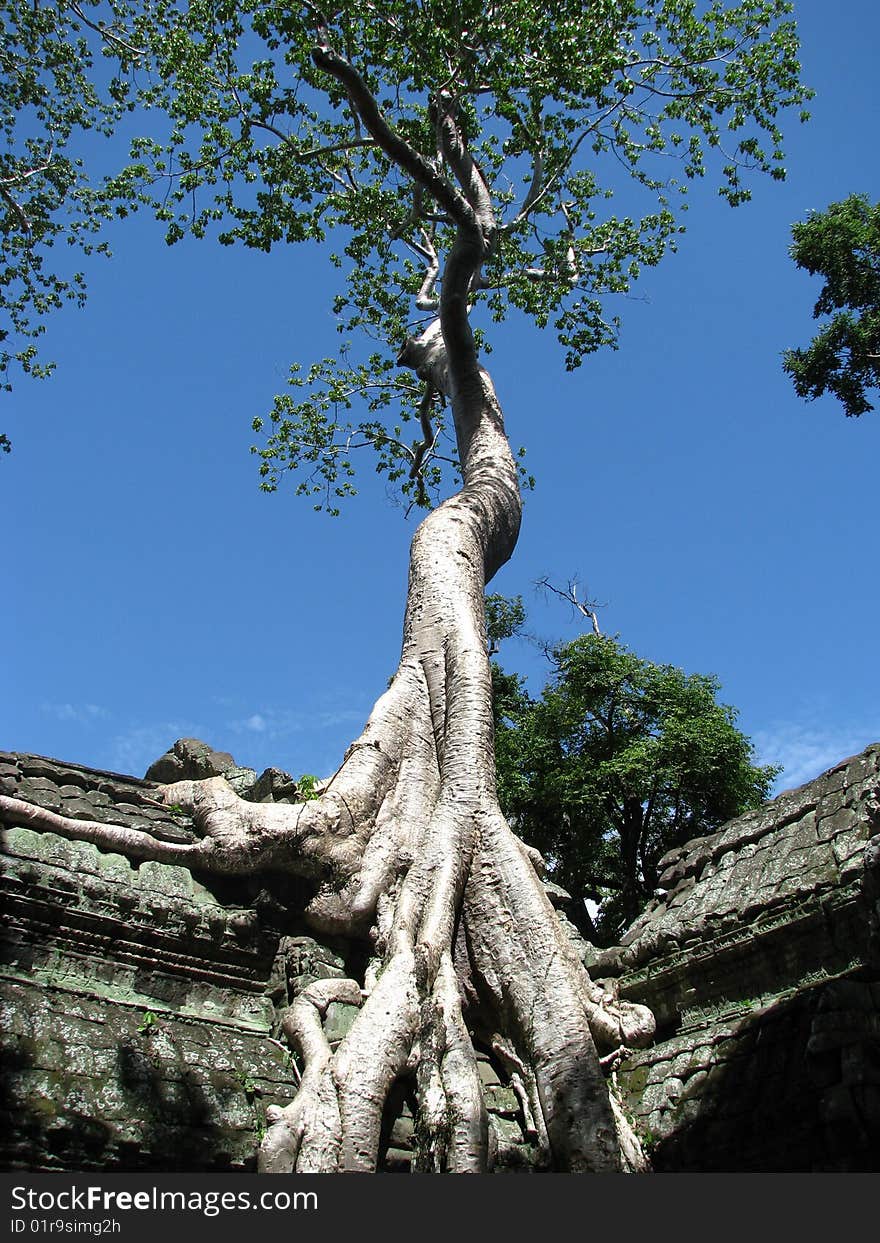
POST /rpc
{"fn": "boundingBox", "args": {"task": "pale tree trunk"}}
[0,42,655,1175]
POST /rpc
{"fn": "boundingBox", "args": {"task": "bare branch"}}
[0,156,54,190]
[502,104,547,228]
[414,229,440,310]
[476,229,608,292]
[409,382,439,487]
[537,576,603,636]
[299,136,378,161]
[502,99,628,232]
[514,146,545,224]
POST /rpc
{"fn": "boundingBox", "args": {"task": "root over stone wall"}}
[0,747,544,1172]
[1,742,878,1171]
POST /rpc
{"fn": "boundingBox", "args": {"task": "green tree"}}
[495,632,778,945]
[485,591,526,655]
[0,2,808,1172]
[783,193,880,417]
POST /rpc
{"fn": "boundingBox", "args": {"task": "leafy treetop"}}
[3,1,810,470]
[783,194,880,417]
[485,591,526,655]
[492,628,778,943]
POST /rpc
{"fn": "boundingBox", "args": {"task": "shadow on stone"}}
[0,1039,113,1170]
[116,1035,254,1171]
[646,978,880,1172]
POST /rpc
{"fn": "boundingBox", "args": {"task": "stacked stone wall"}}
[0,749,541,1172]
[608,745,880,1171]
[2,742,878,1171]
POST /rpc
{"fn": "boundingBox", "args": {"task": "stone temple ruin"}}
[1,738,878,1171]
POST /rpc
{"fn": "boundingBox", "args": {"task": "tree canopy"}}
[2,1,809,466]
[493,628,778,943]
[783,193,880,417]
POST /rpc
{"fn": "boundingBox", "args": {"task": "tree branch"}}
[68,1,145,57]
[433,93,494,234]
[414,229,440,310]
[537,577,603,636]
[310,41,475,229]
[0,183,32,235]
[409,382,439,493]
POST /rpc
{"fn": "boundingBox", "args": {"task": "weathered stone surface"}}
[0,977,294,1171]
[612,744,880,1171]
[0,751,299,1170]
[542,880,572,908]
[864,836,880,968]
[381,1146,412,1172]
[144,738,231,782]
[248,767,301,804]
[476,1056,502,1088]
[484,1085,519,1117]
[144,738,239,785]
[324,1001,359,1046]
[2,742,877,1172]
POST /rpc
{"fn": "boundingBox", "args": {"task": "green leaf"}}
[783,194,880,417]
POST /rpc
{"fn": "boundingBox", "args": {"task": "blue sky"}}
[3,1,879,794]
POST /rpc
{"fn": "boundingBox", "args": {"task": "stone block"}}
[248,767,300,803]
[485,1085,519,1116]
[681,1068,709,1100]
[224,767,258,797]
[488,1114,524,1145]
[382,1146,412,1171]
[670,1051,694,1079]
[388,1114,414,1147]
[14,777,62,811]
[817,807,861,843]
[476,1057,502,1088]
[323,1001,359,1046]
[144,739,236,784]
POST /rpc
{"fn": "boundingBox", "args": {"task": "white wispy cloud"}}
[41,702,109,724]
[754,720,879,793]
[222,703,369,779]
[227,708,303,737]
[226,705,365,739]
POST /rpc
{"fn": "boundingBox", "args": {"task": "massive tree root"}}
[0,657,653,1173]
[0,327,653,1171]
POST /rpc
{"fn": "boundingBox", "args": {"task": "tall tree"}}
[783,194,880,416]
[0,2,809,1172]
[493,632,778,945]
